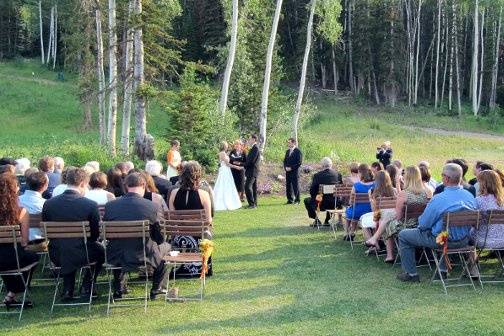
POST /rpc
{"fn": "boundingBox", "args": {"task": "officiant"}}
[283,137,302,204]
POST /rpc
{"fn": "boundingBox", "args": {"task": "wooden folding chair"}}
[41,221,96,313]
[162,210,211,302]
[326,185,353,238]
[393,203,429,268]
[27,214,52,284]
[313,184,337,230]
[347,192,371,250]
[367,196,396,259]
[430,211,482,294]
[100,220,150,315]
[475,210,504,284]
[0,225,38,321]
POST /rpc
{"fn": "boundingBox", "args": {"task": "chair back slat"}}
[376,196,396,210]
[352,193,370,205]
[28,214,42,228]
[98,206,106,219]
[0,225,22,244]
[403,203,427,222]
[444,211,480,228]
[42,221,91,239]
[101,221,150,240]
[163,210,209,239]
[319,184,336,195]
[488,210,504,224]
[165,210,207,221]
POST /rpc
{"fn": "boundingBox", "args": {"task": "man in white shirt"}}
[19,171,48,241]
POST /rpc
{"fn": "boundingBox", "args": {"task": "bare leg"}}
[385,239,395,261]
[366,221,388,246]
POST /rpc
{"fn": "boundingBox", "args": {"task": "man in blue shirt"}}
[397,163,476,282]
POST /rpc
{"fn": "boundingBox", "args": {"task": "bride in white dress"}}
[214,141,243,211]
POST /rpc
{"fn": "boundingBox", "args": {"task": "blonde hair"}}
[478,170,504,207]
[219,141,229,152]
[403,166,425,194]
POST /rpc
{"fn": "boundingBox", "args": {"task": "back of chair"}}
[28,214,42,229]
[164,210,208,240]
[375,196,396,210]
[444,211,481,230]
[42,221,91,240]
[98,206,106,220]
[100,221,150,240]
[0,225,23,271]
[486,210,504,226]
[350,193,370,206]
[335,186,353,198]
[319,184,336,195]
[403,203,427,222]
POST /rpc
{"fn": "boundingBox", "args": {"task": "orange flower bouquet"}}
[199,239,214,279]
[436,231,452,271]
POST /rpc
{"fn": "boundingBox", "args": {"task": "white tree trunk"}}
[347,0,354,93]
[107,0,118,156]
[259,0,283,152]
[490,6,502,110]
[39,1,45,64]
[95,4,107,145]
[454,2,462,116]
[52,3,57,69]
[331,46,338,95]
[477,9,485,112]
[219,0,239,116]
[413,0,422,105]
[121,0,135,155]
[133,0,148,159]
[46,6,54,65]
[471,0,479,115]
[441,19,449,107]
[448,0,455,111]
[434,0,442,109]
[292,0,317,143]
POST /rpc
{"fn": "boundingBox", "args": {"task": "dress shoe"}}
[113,291,123,299]
[294,201,300,205]
[433,271,448,280]
[150,289,164,300]
[61,291,76,302]
[396,272,420,283]
[246,205,257,209]
[285,201,293,205]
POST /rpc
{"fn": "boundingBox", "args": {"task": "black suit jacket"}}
[376,149,393,167]
[42,189,101,274]
[244,144,260,178]
[103,193,164,270]
[309,169,343,209]
[283,147,303,172]
[152,175,171,201]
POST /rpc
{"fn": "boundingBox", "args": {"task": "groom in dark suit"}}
[283,138,302,204]
[244,134,260,209]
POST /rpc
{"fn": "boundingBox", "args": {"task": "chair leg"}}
[431,250,448,295]
[458,253,477,291]
[51,270,61,315]
[144,267,149,313]
[88,267,95,311]
[18,270,33,321]
[106,268,113,316]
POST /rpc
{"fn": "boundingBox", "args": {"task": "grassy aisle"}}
[3,196,504,335]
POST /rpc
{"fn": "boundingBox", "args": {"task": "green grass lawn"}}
[3,197,504,335]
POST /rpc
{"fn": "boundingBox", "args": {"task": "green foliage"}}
[161,64,238,171]
[315,0,343,45]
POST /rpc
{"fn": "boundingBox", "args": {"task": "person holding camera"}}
[376,141,393,168]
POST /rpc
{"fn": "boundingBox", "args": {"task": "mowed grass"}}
[2,197,504,335]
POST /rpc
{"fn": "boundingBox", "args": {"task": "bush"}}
[161,65,238,172]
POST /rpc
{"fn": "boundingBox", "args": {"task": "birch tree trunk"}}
[454,1,462,116]
[120,0,134,155]
[292,0,316,143]
[219,0,239,116]
[490,6,502,110]
[133,0,150,160]
[441,19,449,107]
[38,1,44,64]
[46,6,54,64]
[52,3,57,69]
[107,0,118,156]
[331,46,338,95]
[95,3,106,145]
[434,0,442,109]
[448,0,455,111]
[477,9,485,112]
[259,0,283,152]
[347,0,354,93]
[413,0,422,105]
[471,0,479,115]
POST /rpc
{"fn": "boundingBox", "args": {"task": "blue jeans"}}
[398,228,468,275]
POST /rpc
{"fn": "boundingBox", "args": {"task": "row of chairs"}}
[0,210,210,320]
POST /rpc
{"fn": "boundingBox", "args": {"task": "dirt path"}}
[403,125,504,141]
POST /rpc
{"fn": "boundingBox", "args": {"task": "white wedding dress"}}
[214,157,242,211]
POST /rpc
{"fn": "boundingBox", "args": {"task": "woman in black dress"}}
[0,172,39,308]
[229,140,247,202]
[168,161,213,277]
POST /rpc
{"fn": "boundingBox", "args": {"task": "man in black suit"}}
[42,168,105,300]
[103,173,169,300]
[304,157,343,226]
[244,134,260,209]
[283,138,303,204]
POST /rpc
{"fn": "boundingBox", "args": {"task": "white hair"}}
[443,163,462,185]
[321,157,333,169]
[54,157,65,170]
[145,160,163,176]
[85,161,100,172]
[125,161,134,171]
[15,158,31,175]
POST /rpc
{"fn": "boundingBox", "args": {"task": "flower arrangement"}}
[199,239,214,279]
[436,231,452,271]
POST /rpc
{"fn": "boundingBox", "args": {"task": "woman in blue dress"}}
[344,163,375,241]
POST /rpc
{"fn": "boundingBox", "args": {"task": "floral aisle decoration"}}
[199,239,214,279]
[435,230,452,271]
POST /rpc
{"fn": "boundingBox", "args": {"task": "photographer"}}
[376,141,393,168]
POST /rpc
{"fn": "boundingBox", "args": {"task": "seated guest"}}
[397,163,476,282]
[386,164,403,190]
[0,165,15,174]
[434,158,476,196]
[103,173,170,299]
[54,157,65,173]
[344,163,374,240]
[42,168,105,300]
[125,161,135,173]
[15,158,30,191]
[51,166,76,198]
[0,157,17,167]
[85,172,115,205]
[19,167,39,194]
[145,160,171,201]
[84,161,100,173]
[471,162,494,196]
[168,161,214,277]
[392,160,403,170]
[418,161,438,190]
[0,172,39,308]
[47,157,64,196]
[472,170,504,249]
[366,166,431,262]
[303,157,342,227]
[419,165,435,194]
[106,167,126,197]
[39,156,56,199]
[371,162,384,175]
[342,162,360,186]
[18,172,48,242]
[376,141,393,168]
[115,162,130,177]
[141,171,169,220]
